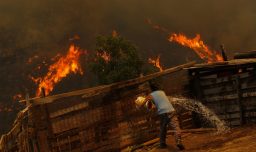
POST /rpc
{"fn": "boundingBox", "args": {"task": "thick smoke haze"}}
[1,0,256,134]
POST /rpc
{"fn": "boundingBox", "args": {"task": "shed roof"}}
[186,59,256,70]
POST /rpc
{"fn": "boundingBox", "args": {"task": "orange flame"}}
[97,51,111,63]
[148,55,164,72]
[169,33,223,63]
[32,44,84,97]
[112,30,118,37]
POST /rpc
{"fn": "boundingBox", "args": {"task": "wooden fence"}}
[0,62,195,152]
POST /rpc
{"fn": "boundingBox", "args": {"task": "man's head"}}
[149,82,160,91]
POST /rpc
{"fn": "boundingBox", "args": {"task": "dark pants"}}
[159,112,182,145]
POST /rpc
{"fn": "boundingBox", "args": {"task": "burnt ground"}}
[132,125,256,152]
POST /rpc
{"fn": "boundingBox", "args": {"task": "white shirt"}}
[150,90,175,114]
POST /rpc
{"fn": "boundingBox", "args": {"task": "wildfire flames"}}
[146,20,224,63]
[148,55,164,72]
[169,33,224,63]
[112,30,118,38]
[32,44,84,97]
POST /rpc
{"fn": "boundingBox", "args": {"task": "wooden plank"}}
[52,134,80,147]
[203,98,237,105]
[200,71,252,87]
[241,84,256,93]
[204,94,238,102]
[242,91,256,98]
[203,85,236,96]
[241,87,256,93]
[200,73,218,79]
[200,76,232,86]
[206,104,240,114]
[49,102,89,119]
[201,80,234,90]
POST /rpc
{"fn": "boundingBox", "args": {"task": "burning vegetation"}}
[169,33,224,63]
[148,55,164,72]
[146,20,225,63]
[97,51,111,63]
[31,44,84,97]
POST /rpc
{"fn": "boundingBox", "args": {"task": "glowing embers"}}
[32,44,84,97]
[97,51,111,63]
[169,33,223,63]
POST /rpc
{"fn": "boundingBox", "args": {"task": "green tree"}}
[90,35,143,84]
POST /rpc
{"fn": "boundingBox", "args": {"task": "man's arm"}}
[140,95,153,109]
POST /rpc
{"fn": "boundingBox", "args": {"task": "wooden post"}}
[220,44,228,61]
[235,75,244,125]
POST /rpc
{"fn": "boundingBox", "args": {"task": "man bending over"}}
[142,82,185,150]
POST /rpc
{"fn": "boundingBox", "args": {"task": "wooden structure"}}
[5,56,256,151]
[0,62,195,152]
[188,59,256,127]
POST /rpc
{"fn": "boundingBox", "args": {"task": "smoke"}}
[1,0,256,134]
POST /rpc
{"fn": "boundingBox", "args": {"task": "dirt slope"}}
[133,125,256,152]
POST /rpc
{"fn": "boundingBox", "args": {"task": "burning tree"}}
[90,35,143,84]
